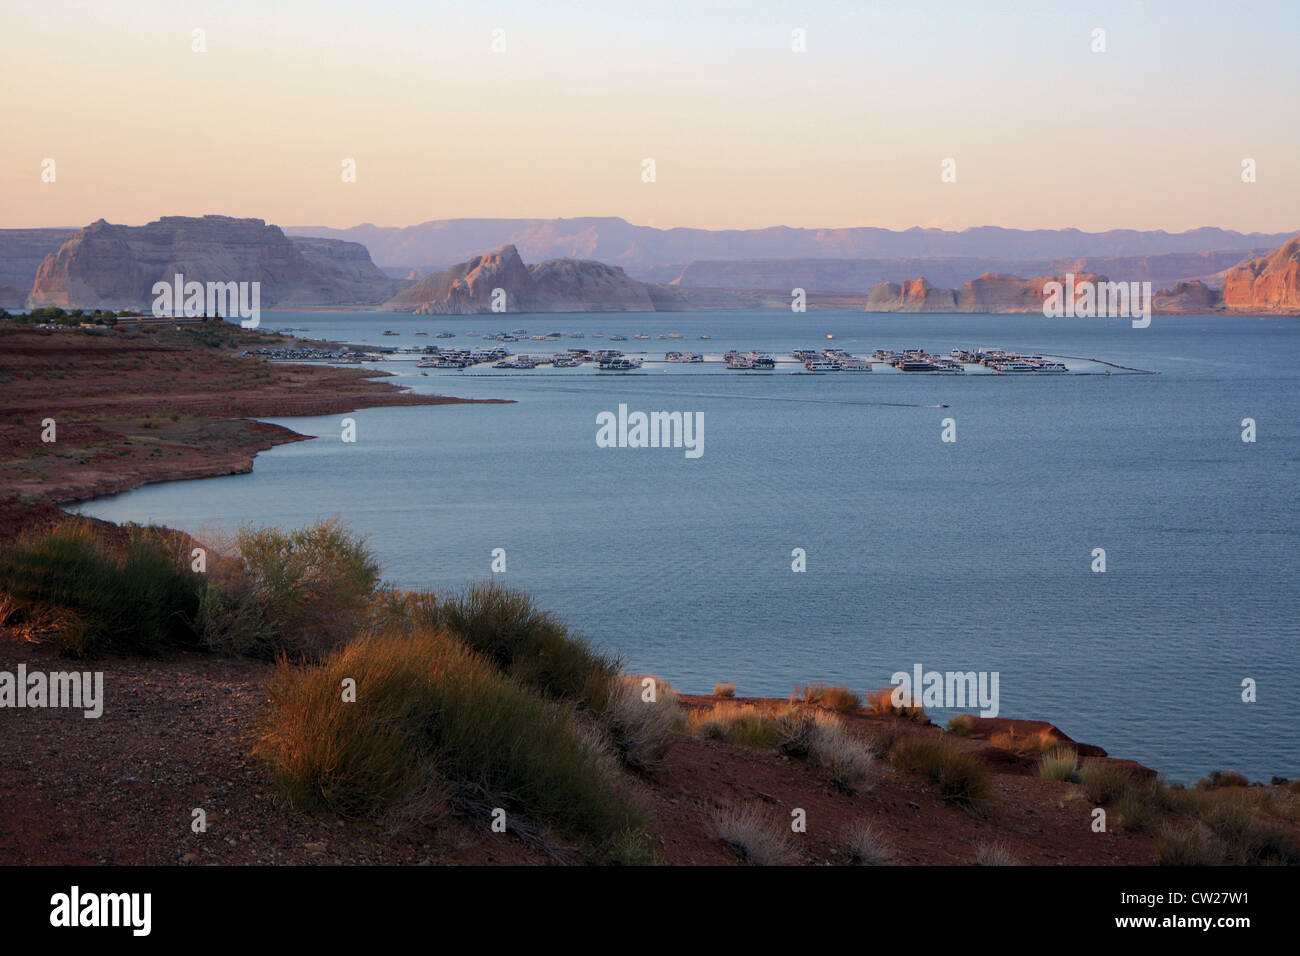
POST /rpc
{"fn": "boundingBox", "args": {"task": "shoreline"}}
[0,320,510,509]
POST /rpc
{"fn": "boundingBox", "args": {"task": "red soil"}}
[0,321,505,503]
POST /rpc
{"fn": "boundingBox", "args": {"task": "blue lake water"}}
[71,310,1299,782]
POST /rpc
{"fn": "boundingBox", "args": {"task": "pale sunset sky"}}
[2,0,1297,232]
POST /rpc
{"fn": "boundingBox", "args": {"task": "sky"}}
[2,0,1298,233]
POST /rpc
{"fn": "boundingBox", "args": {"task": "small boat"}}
[609,334,628,341]
[634,333,650,340]
[412,330,429,336]
[382,330,399,336]
[699,334,711,340]
[598,357,643,371]
[436,331,455,338]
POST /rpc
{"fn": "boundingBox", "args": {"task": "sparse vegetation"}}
[989,726,1058,754]
[710,804,797,866]
[972,841,1019,866]
[843,822,894,865]
[1038,746,1079,782]
[0,522,202,657]
[890,736,992,809]
[258,625,644,859]
[605,675,684,772]
[432,581,617,710]
[947,715,976,736]
[865,686,927,721]
[1079,759,1138,806]
[690,702,780,749]
[713,681,736,698]
[774,708,874,793]
[1197,770,1251,790]
[791,683,861,713]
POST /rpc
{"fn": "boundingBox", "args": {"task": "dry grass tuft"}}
[710,804,798,866]
[605,675,685,772]
[865,687,927,721]
[972,841,1019,866]
[791,683,861,713]
[843,822,894,865]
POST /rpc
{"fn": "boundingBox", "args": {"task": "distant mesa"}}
[861,235,1300,315]
[25,216,403,310]
[380,244,791,313]
[5,215,1300,315]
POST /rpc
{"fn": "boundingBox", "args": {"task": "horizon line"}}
[4,215,1299,238]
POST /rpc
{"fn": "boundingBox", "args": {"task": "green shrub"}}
[1079,759,1137,806]
[691,702,780,749]
[219,518,382,660]
[1038,746,1079,782]
[1155,823,1226,866]
[432,581,616,709]
[0,522,201,657]
[890,736,992,809]
[258,626,643,857]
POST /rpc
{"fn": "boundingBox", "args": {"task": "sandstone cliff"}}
[1221,237,1300,312]
[27,216,401,309]
[0,229,76,306]
[382,244,745,313]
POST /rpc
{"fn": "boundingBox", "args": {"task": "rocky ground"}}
[0,321,504,503]
[0,640,1164,866]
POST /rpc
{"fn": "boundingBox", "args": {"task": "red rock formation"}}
[28,216,399,309]
[1222,236,1300,312]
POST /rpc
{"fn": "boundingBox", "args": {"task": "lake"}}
[71,310,1299,783]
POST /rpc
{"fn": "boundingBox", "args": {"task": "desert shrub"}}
[809,717,875,794]
[1155,823,1226,866]
[367,588,440,634]
[713,682,736,698]
[844,822,894,865]
[1197,770,1251,790]
[1114,787,1155,832]
[258,626,642,857]
[947,715,976,736]
[432,581,616,709]
[223,518,381,660]
[196,578,271,657]
[1039,746,1079,782]
[890,736,992,809]
[711,804,797,866]
[792,683,861,713]
[690,702,780,749]
[0,522,201,657]
[774,708,874,793]
[972,841,1019,866]
[989,726,1057,754]
[1079,759,1137,806]
[605,675,684,772]
[865,687,927,721]
[1198,800,1300,864]
[865,726,901,759]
